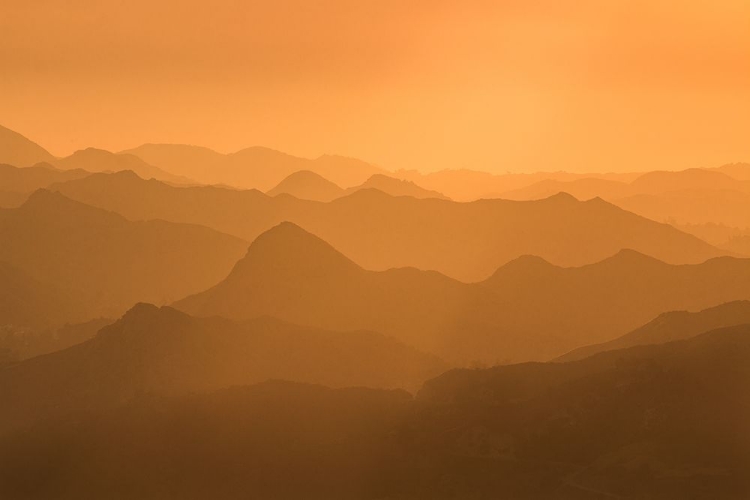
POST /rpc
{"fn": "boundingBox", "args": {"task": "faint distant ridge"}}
[0,124,55,167]
[350,174,449,200]
[267,170,449,201]
[123,144,388,190]
[52,147,193,185]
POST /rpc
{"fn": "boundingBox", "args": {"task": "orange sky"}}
[1,0,748,173]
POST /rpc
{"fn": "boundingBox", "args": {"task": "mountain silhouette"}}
[0,190,247,318]
[556,300,750,362]
[348,174,449,199]
[175,223,750,364]
[502,177,632,201]
[0,163,90,208]
[0,124,55,167]
[1,325,746,499]
[267,170,345,201]
[49,172,727,281]
[0,303,444,434]
[52,148,191,184]
[123,144,387,190]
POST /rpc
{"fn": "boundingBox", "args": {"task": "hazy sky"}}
[1,0,748,173]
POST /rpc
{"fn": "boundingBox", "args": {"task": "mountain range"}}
[1,325,746,499]
[175,222,750,364]
[0,303,444,435]
[0,190,247,319]
[49,171,726,281]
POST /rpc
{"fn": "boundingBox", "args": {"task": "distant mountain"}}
[123,144,387,190]
[267,171,448,202]
[617,189,750,228]
[52,148,192,184]
[556,300,750,362]
[396,168,642,201]
[630,168,749,194]
[709,162,750,180]
[0,303,444,434]
[267,170,345,201]
[175,223,750,364]
[349,174,449,200]
[0,190,247,319]
[1,326,747,499]
[0,124,55,167]
[50,172,727,281]
[502,177,632,201]
[0,163,91,208]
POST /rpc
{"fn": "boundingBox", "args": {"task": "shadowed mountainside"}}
[556,300,750,362]
[50,172,727,281]
[0,190,247,319]
[0,303,445,434]
[175,222,750,364]
[0,326,747,499]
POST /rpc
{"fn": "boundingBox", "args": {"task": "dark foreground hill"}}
[0,326,747,499]
[175,222,750,364]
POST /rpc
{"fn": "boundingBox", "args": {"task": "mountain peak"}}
[227,222,359,282]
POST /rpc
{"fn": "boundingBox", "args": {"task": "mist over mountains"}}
[0,123,748,498]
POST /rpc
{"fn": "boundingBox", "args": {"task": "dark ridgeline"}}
[0,325,747,499]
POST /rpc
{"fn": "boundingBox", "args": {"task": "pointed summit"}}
[227,222,360,283]
[267,170,344,201]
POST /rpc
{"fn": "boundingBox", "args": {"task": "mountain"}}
[0,124,55,167]
[630,168,749,194]
[502,177,632,201]
[556,300,750,362]
[0,303,444,434]
[175,223,750,364]
[49,172,728,281]
[0,317,112,361]
[0,261,81,330]
[267,170,345,201]
[0,190,247,319]
[709,162,750,180]
[267,171,448,202]
[0,163,91,208]
[1,326,747,499]
[349,174,449,199]
[52,148,191,184]
[123,144,387,190]
[617,188,750,228]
